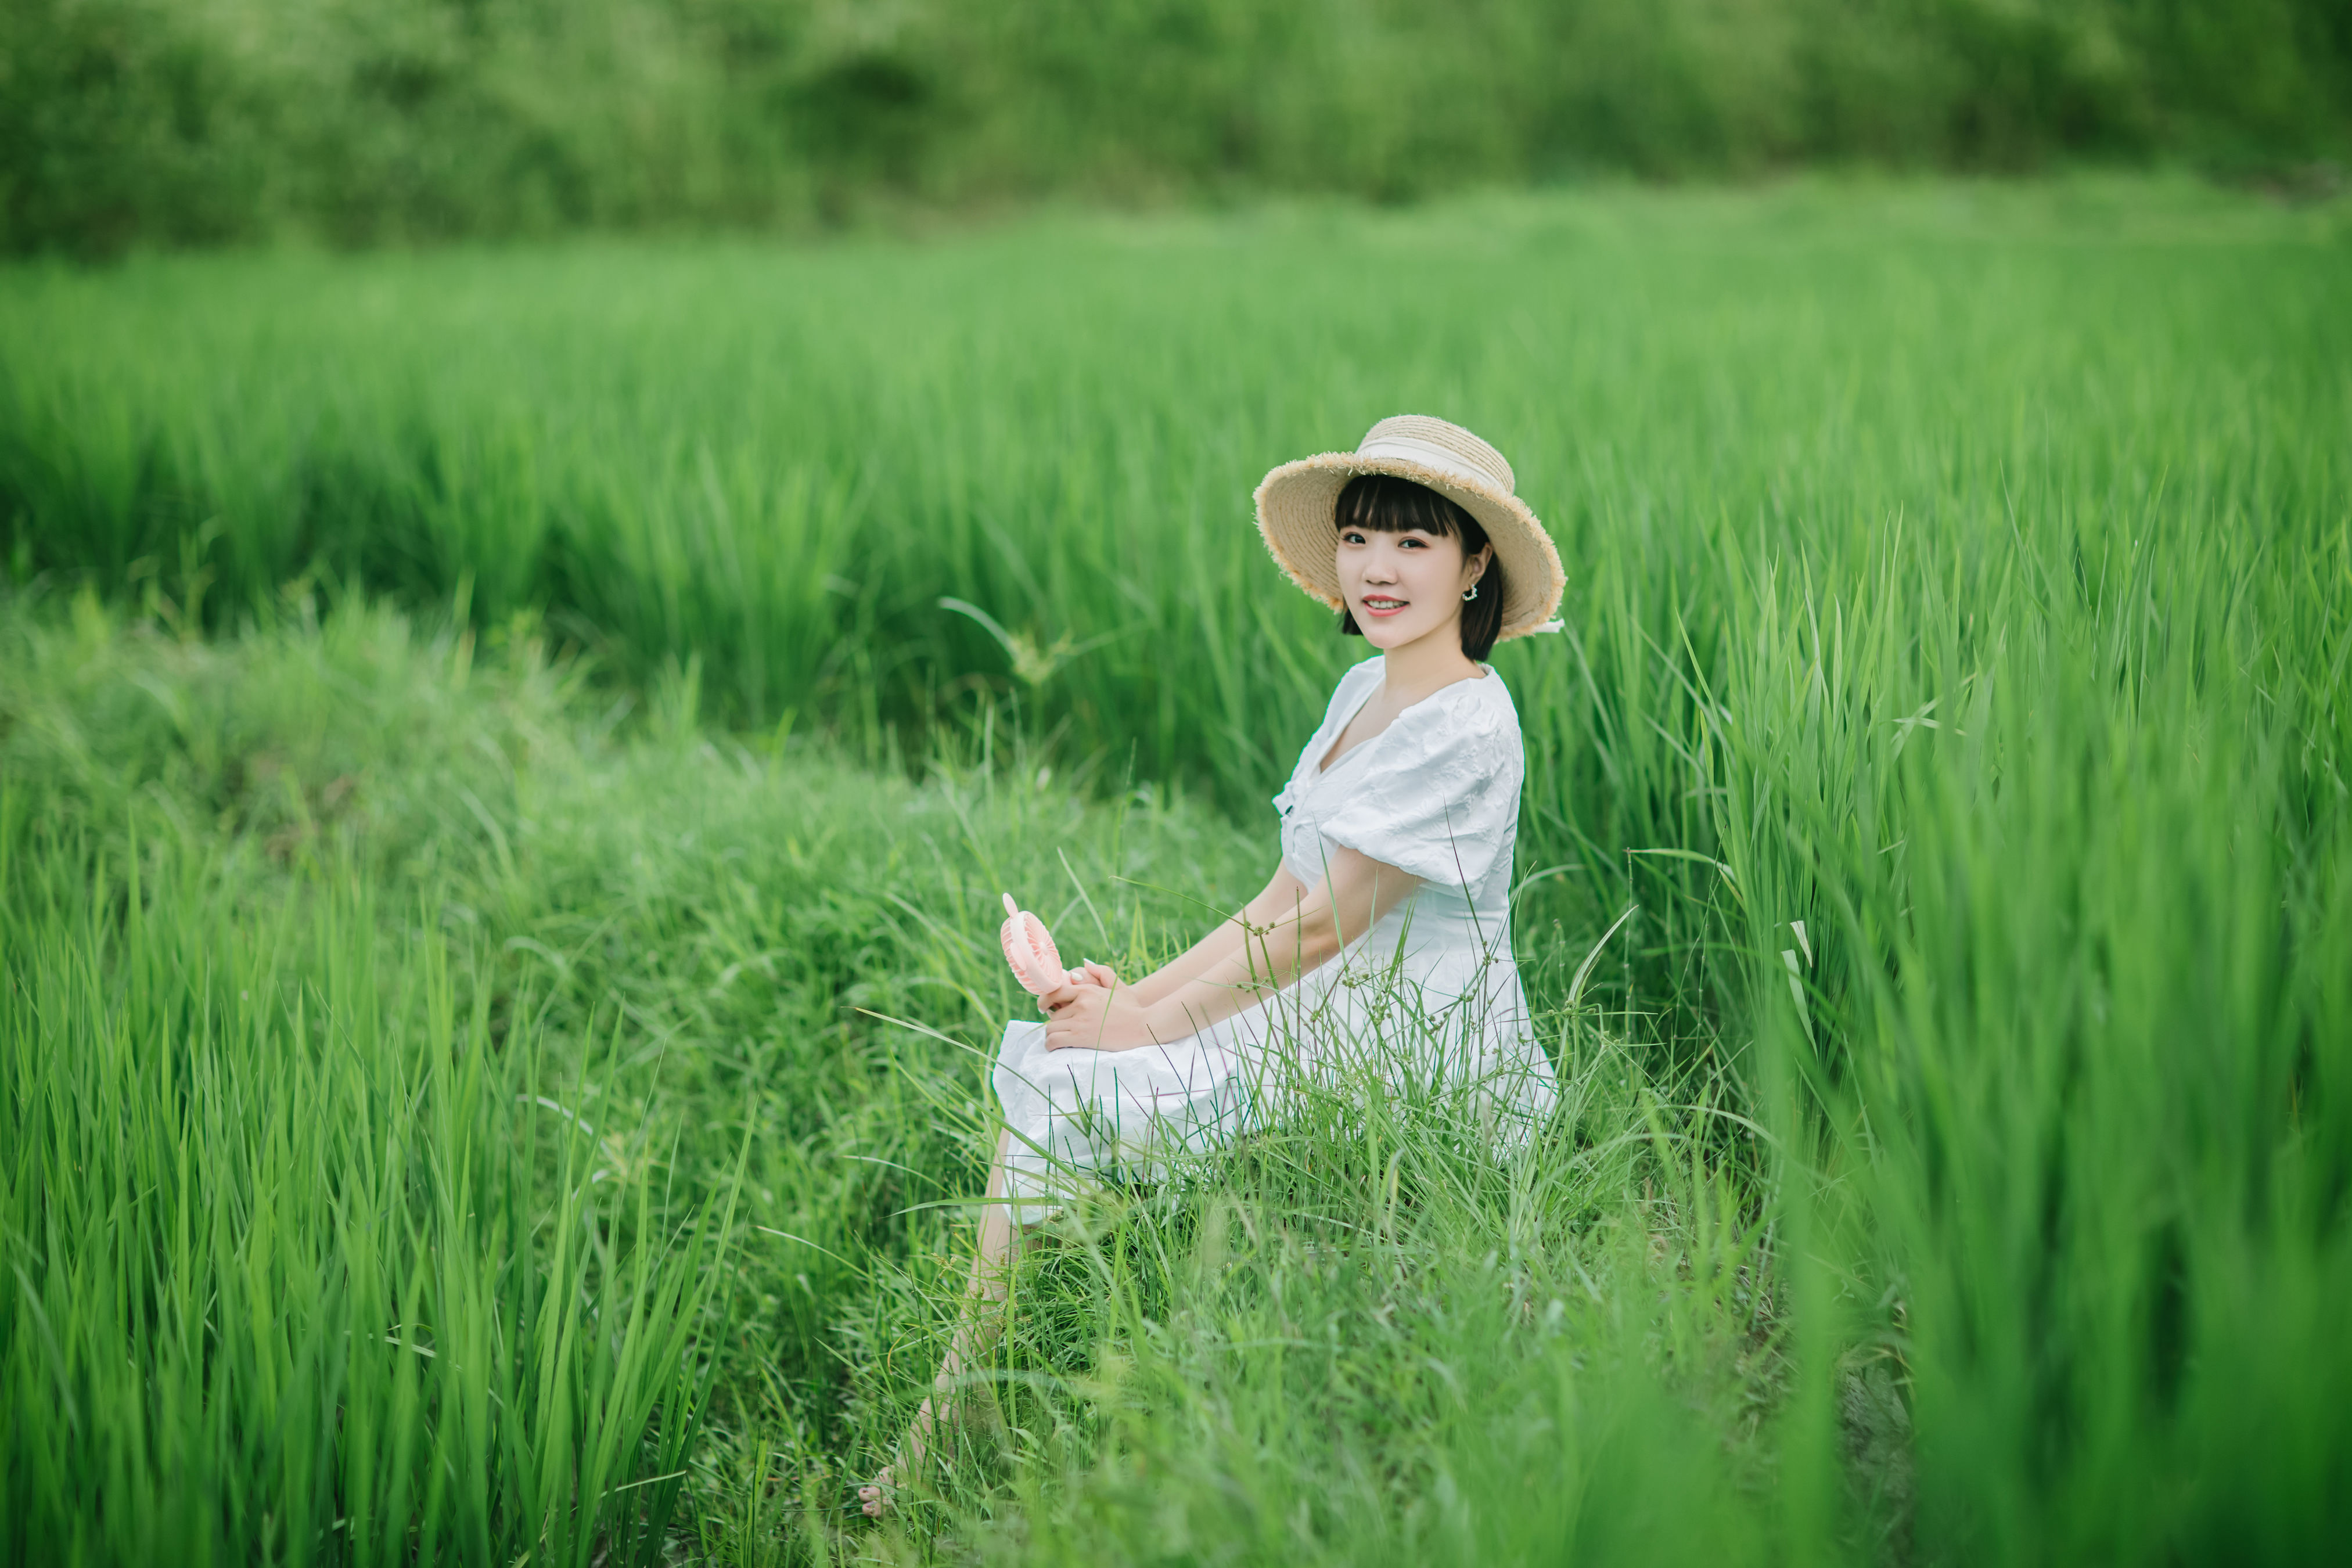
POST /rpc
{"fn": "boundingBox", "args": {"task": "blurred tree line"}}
[4,0,2346,254]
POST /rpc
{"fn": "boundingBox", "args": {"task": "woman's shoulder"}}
[1315,666,1526,873]
[1405,666,1520,743]
[1462,665,1519,718]
[1344,670,1519,797]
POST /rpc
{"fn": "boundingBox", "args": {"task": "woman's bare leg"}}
[861,1129,1024,1516]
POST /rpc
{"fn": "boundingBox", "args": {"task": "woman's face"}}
[1336,524,1491,654]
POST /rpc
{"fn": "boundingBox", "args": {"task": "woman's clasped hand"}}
[1037,970,1166,1052]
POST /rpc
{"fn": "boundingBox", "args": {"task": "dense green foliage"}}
[5,0,2348,254]
[3,182,2349,1560]
[1,605,751,1564]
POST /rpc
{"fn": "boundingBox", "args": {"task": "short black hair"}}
[1334,473,1505,661]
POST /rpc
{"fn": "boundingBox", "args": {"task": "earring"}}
[1463,582,1480,602]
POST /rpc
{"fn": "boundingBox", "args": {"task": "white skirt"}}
[987,942,1555,1223]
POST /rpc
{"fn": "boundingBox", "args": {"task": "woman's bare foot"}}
[858,1394,937,1517]
[856,1462,897,1517]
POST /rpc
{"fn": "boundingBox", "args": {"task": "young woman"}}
[861,415,1565,1517]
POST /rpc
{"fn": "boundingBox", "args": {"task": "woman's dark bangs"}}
[1335,473,1486,548]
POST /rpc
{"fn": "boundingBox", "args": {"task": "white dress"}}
[990,655,1558,1221]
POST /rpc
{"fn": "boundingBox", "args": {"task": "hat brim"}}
[1253,453,1565,641]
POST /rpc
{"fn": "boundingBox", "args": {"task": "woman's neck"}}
[1377,623,1483,703]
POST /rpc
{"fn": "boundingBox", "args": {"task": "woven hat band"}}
[1353,415,1517,494]
[1355,434,1499,493]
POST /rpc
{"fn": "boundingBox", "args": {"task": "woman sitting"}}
[864,414,1566,1517]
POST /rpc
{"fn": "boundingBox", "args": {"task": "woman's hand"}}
[1031,962,1121,1016]
[1038,981,1162,1052]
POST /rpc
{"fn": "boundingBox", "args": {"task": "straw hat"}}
[1253,415,1565,641]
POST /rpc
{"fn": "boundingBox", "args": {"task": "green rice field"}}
[3,177,2349,1563]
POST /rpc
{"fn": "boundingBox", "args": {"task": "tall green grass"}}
[0,604,754,1565]
[3,181,2349,1559]
[8,180,2341,1018]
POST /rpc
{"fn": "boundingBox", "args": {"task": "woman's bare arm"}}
[1041,848,1419,1051]
[1114,865,1308,1009]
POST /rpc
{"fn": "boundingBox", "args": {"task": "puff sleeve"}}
[1312,691,1522,892]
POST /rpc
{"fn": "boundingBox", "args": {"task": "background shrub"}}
[4,0,2346,256]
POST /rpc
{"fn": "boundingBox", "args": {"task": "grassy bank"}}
[2,597,1778,1563]
[4,181,2350,1559]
